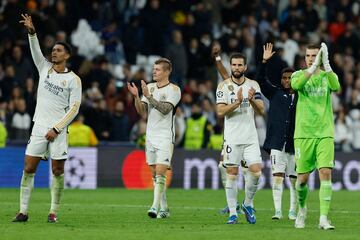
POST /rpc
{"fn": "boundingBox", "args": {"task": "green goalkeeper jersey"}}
[291,69,340,139]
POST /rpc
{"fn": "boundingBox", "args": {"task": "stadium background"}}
[0,0,359,189]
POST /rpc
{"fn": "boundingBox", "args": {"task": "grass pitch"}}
[0,188,359,240]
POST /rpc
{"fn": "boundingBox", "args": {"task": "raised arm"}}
[212,43,230,80]
[53,76,82,133]
[256,43,279,99]
[19,14,48,71]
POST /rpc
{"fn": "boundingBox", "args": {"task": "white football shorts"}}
[270,149,297,176]
[223,143,262,167]
[146,139,174,166]
[25,123,68,160]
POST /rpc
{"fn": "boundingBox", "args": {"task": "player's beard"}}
[231,70,245,80]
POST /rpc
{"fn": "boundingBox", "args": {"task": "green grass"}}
[0,188,359,240]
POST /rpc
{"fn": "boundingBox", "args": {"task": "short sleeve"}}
[166,85,181,106]
[252,81,262,100]
[216,82,228,104]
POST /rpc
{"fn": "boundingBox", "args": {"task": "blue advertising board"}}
[0,147,49,187]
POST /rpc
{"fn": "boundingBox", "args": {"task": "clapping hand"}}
[127,82,139,97]
[141,80,150,98]
[248,87,256,101]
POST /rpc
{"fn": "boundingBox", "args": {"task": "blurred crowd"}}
[0,0,359,151]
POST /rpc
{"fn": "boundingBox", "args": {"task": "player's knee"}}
[24,165,37,174]
[52,168,64,176]
[273,175,284,185]
[249,170,262,178]
[226,174,238,181]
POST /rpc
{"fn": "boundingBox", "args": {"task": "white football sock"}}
[20,171,35,214]
[272,176,284,212]
[50,174,64,214]
[225,174,238,216]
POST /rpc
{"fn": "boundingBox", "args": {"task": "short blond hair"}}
[154,58,172,72]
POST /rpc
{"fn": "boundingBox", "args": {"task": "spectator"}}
[0,120,7,147]
[174,107,186,147]
[10,98,31,141]
[111,101,130,141]
[183,101,212,150]
[7,46,33,87]
[166,30,188,88]
[68,114,99,147]
[334,107,353,152]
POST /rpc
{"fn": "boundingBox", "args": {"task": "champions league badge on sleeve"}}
[217,91,223,98]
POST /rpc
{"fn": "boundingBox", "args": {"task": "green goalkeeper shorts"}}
[294,137,335,174]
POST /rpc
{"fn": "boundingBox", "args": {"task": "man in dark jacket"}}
[257,43,297,221]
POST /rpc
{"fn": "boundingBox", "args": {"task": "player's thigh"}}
[294,139,316,174]
[243,143,262,167]
[270,149,287,174]
[154,141,174,167]
[49,130,68,160]
[223,144,243,167]
[316,137,335,169]
[25,123,49,158]
[146,141,157,166]
[285,153,297,176]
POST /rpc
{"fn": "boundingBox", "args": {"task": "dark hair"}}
[281,67,295,75]
[230,53,247,65]
[155,57,172,72]
[306,44,320,50]
[55,41,72,56]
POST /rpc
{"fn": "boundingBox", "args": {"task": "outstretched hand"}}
[263,43,275,62]
[19,14,35,34]
[211,42,221,58]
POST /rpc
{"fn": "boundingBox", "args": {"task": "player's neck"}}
[156,79,170,88]
[52,63,67,73]
[232,75,245,85]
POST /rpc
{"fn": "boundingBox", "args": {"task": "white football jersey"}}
[29,34,81,132]
[141,82,181,143]
[216,77,262,145]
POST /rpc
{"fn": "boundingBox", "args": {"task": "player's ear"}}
[64,53,70,61]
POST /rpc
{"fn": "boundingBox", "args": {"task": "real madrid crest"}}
[228,85,234,91]
[61,80,66,87]
[150,87,155,93]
